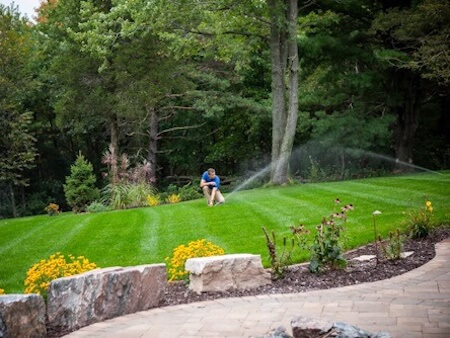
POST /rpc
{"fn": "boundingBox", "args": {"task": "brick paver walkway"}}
[64,239,450,338]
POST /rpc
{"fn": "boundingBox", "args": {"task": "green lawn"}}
[1,172,449,293]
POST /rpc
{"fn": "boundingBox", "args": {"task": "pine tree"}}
[64,153,100,213]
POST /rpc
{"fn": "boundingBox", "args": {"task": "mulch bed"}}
[160,227,450,306]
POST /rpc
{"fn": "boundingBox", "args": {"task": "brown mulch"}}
[160,227,450,306]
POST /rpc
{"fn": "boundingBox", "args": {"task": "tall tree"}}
[111,0,301,184]
[0,5,37,217]
[268,0,299,184]
[371,0,450,165]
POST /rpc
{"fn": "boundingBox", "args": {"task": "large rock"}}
[291,316,391,338]
[46,263,166,333]
[291,316,333,338]
[0,294,47,338]
[185,254,271,294]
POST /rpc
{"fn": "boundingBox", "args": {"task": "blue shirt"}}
[202,171,220,189]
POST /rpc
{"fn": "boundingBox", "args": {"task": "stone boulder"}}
[291,316,333,337]
[46,263,166,333]
[291,316,391,338]
[0,294,47,338]
[185,254,271,294]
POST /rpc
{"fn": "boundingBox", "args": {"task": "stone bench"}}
[185,254,271,294]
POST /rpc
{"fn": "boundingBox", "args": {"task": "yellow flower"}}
[166,239,225,281]
[426,201,432,207]
[24,253,98,299]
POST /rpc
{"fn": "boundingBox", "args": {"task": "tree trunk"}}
[9,183,17,218]
[340,150,346,180]
[268,0,288,180]
[147,106,158,183]
[109,114,119,184]
[393,74,420,171]
[270,0,299,184]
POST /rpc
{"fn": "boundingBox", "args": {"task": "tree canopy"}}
[0,0,448,218]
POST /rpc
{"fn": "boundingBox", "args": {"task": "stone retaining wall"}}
[0,263,166,337]
[0,254,270,337]
[185,253,271,294]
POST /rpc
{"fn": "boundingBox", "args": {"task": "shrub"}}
[24,253,98,300]
[379,229,405,260]
[166,193,181,204]
[165,239,225,282]
[405,200,434,239]
[106,182,155,210]
[262,224,309,279]
[309,200,353,273]
[147,194,160,206]
[159,183,202,204]
[86,201,108,213]
[64,153,100,213]
[307,156,327,182]
[178,182,203,201]
[44,203,60,216]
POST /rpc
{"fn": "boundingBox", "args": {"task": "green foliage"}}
[86,201,108,213]
[307,156,327,182]
[178,183,203,201]
[371,0,450,85]
[0,111,37,187]
[405,200,435,239]
[379,229,405,260]
[158,183,202,204]
[310,201,353,273]
[105,182,155,210]
[64,153,100,213]
[262,225,309,280]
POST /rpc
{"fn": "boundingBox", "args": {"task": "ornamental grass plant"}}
[0,172,448,294]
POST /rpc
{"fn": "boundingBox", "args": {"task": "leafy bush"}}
[159,183,202,204]
[86,201,108,213]
[24,252,97,300]
[307,156,327,182]
[166,193,182,204]
[405,200,434,239]
[309,200,353,273]
[379,229,405,260]
[44,203,60,216]
[147,194,160,206]
[178,182,203,201]
[165,239,225,282]
[64,153,100,213]
[105,182,155,209]
[262,224,309,279]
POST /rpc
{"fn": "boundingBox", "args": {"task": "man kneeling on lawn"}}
[200,168,225,207]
